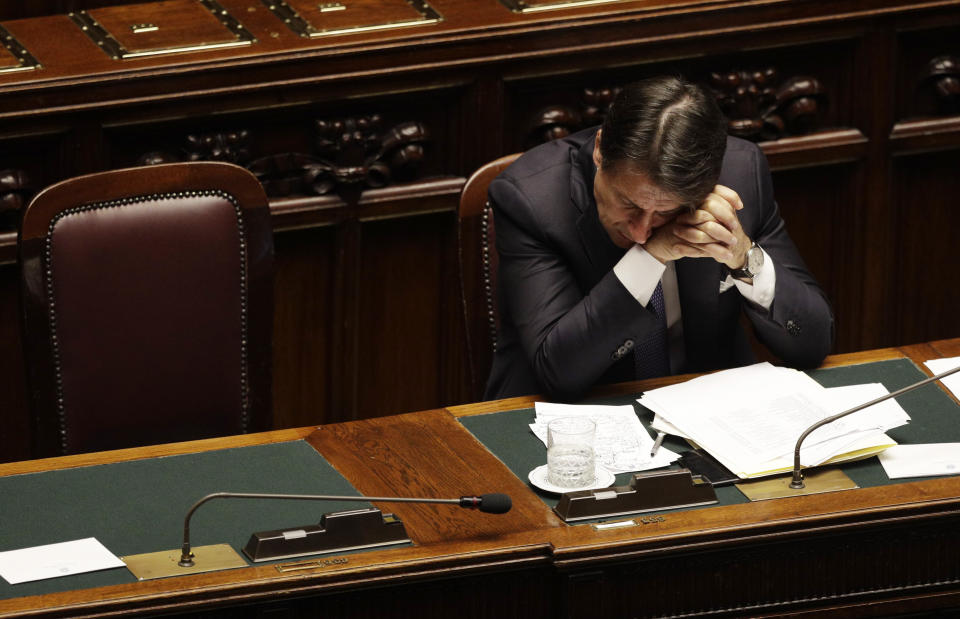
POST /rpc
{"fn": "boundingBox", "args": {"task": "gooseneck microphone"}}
[790,363,960,489]
[178,491,512,566]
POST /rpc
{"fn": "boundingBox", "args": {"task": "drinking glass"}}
[546,417,596,488]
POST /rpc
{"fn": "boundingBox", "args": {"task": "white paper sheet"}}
[0,537,125,585]
[924,356,960,401]
[531,402,678,473]
[878,443,960,479]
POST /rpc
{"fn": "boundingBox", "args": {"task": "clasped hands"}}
[644,184,751,270]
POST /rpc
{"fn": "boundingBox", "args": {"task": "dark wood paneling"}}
[893,150,960,345]
[771,163,862,354]
[0,265,30,463]
[355,212,457,418]
[271,225,338,430]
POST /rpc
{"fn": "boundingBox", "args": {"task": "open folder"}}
[638,363,910,479]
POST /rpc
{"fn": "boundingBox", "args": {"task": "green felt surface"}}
[0,440,370,600]
[461,359,960,513]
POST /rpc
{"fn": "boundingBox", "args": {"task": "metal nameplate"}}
[69,0,255,60]
[123,544,248,581]
[499,0,626,13]
[261,0,442,38]
[275,556,349,572]
[736,468,859,501]
[0,24,41,73]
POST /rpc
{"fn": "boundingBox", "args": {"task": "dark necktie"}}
[634,280,670,379]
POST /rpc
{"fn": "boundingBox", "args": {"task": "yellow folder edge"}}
[737,442,896,479]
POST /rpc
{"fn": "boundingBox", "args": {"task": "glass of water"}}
[547,417,596,488]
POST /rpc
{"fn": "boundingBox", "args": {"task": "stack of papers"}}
[530,402,678,474]
[638,363,910,479]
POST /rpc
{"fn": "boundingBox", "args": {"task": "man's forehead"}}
[607,166,681,210]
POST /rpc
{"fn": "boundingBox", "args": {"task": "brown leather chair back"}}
[19,162,273,456]
[457,153,520,400]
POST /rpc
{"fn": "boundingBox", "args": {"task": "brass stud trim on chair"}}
[481,203,497,353]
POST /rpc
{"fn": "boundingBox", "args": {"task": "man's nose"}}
[628,210,655,244]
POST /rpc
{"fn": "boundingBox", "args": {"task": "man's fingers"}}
[674,220,738,246]
[671,242,708,259]
[694,242,736,263]
[713,184,744,210]
[699,194,741,231]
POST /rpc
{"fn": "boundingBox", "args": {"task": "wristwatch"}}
[730,242,763,280]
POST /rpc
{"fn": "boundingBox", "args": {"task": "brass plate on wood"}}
[122,544,248,580]
[262,0,441,38]
[0,24,41,73]
[69,0,255,60]
[736,468,858,501]
[500,0,625,13]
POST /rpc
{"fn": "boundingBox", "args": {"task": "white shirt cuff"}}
[613,245,666,305]
[730,247,776,310]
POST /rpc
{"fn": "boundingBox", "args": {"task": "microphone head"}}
[478,493,512,514]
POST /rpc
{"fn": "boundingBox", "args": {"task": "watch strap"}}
[730,242,760,279]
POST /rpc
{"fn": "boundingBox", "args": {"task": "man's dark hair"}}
[599,76,728,208]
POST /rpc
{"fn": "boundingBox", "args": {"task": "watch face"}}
[747,246,764,273]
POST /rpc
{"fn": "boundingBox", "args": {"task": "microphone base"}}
[736,468,858,502]
[243,508,411,562]
[554,469,717,522]
[123,544,248,581]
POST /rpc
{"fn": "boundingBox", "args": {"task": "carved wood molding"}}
[758,128,868,171]
[0,168,30,232]
[249,116,429,204]
[890,116,960,156]
[710,68,826,141]
[525,70,828,147]
[138,116,430,205]
[526,87,619,148]
[139,130,251,166]
[921,55,960,115]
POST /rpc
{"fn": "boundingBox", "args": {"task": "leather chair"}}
[19,162,273,456]
[457,153,520,401]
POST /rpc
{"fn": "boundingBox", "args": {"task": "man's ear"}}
[593,130,602,168]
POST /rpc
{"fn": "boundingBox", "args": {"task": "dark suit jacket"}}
[484,127,834,401]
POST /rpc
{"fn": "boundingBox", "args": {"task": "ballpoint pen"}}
[650,431,665,458]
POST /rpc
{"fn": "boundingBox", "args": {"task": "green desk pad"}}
[0,440,376,600]
[461,359,960,512]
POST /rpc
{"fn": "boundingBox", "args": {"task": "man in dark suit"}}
[484,76,833,401]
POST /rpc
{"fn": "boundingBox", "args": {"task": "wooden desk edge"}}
[0,427,318,476]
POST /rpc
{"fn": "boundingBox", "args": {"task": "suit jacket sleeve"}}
[742,144,834,367]
[490,176,662,400]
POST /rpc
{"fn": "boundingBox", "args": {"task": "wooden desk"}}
[2,340,960,618]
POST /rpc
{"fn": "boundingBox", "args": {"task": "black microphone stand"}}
[790,363,960,489]
[179,491,511,566]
